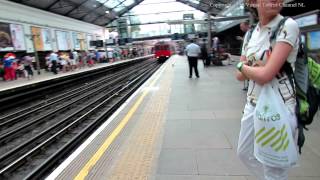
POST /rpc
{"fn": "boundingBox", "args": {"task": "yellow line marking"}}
[74,68,162,180]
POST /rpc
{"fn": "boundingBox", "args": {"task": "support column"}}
[207,13,212,51]
[31,34,41,75]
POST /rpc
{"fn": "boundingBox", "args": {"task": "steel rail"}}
[0,60,151,122]
[0,62,154,144]
[0,61,152,128]
[0,63,159,179]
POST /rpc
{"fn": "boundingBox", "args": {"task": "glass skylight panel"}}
[96,0,106,3]
[123,0,135,6]
[188,0,200,4]
[114,5,126,12]
[104,0,121,9]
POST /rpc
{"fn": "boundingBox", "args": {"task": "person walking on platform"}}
[49,51,58,74]
[236,0,300,179]
[185,39,201,78]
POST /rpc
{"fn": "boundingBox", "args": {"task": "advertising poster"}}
[56,31,70,50]
[66,32,71,50]
[0,22,14,51]
[78,33,86,50]
[73,32,80,50]
[10,24,26,51]
[41,28,52,51]
[87,34,94,50]
[31,26,44,51]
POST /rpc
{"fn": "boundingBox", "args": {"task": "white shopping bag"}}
[254,82,298,168]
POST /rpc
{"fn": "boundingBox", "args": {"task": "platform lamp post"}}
[207,12,212,51]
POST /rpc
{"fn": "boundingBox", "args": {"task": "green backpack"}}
[244,17,320,153]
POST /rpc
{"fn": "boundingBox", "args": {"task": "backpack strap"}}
[241,26,255,55]
[269,17,296,78]
[269,17,289,43]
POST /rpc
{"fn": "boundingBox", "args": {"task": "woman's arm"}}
[236,55,249,81]
[238,42,293,85]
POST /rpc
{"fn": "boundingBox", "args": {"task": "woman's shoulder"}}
[282,17,299,32]
[275,17,300,47]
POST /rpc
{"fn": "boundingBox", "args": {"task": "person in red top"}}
[3,53,16,81]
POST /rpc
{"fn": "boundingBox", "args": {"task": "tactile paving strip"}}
[104,64,173,180]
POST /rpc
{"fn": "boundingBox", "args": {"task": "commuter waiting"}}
[185,39,201,78]
[200,39,209,66]
[236,0,300,179]
[49,51,58,74]
[22,55,34,79]
[3,53,16,81]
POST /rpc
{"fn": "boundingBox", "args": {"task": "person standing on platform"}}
[72,50,79,69]
[22,55,34,79]
[49,51,58,74]
[200,39,209,66]
[185,39,201,78]
[3,55,15,81]
[212,37,219,55]
[107,50,114,63]
[236,0,300,179]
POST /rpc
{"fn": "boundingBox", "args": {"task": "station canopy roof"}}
[8,0,234,26]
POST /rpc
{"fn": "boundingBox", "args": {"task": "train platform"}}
[47,55,320,180]
[0,55,153,92]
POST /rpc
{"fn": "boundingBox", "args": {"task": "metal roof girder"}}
[176,0,220,15]
[45,0,63,10]
[64,0,91,16]
[104,0,144,26]
[79,0,112,20]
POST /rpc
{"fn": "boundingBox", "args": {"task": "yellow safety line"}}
[74,70,161,180]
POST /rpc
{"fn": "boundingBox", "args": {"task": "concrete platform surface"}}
[47,55,320,180]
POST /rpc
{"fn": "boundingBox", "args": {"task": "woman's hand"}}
[253,60,265,67]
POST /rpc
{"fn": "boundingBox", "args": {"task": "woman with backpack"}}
[235,0,300,179]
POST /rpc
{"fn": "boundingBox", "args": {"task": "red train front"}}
[154,41,175,62]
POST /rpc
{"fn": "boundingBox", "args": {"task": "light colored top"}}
[107,51,113,58]
[241,14,300,105]
[72,51,78,61]
[49,52,58,61]
[185,43,201,57]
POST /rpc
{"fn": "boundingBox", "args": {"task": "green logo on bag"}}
[256,105,281,122]
[263,105,269,114]
[255,125,290,151]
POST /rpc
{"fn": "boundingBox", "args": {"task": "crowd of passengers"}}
[0,48,148,81]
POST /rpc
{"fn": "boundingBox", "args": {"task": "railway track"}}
[0,60,161,180]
